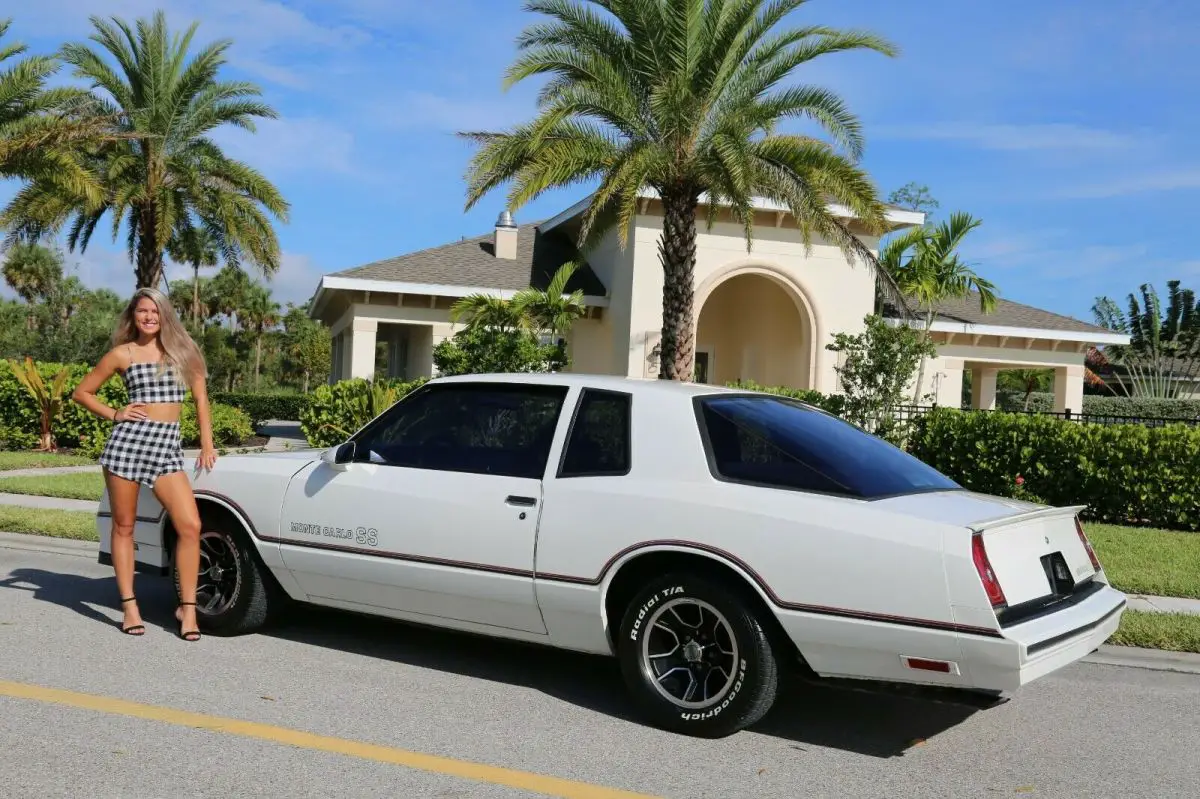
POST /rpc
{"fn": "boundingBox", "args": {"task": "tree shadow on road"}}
[263,602,985,758]
[0,567,179,633]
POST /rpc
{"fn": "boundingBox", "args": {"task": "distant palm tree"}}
[880,210,996,402]
[167,224,220,325]
[0,11,290,290]
[460,0,902,380]
[241,283,280,388]
[511,261,588,341]
[449,293,531,332]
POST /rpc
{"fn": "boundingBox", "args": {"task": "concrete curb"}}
[0,492,99,513]
[1084,645,1200,675]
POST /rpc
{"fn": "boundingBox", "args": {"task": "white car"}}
[97,373,1127,738]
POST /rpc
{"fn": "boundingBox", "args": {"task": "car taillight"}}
[1075,516,1102,572]
[972,534,1006,607]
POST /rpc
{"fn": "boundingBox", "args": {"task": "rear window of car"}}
[695,394,960,499]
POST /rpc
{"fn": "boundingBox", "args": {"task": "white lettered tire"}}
[616,572,780,738]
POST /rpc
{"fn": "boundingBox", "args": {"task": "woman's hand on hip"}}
[114,403,147,422]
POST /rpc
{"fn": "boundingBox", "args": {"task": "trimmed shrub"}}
[908,407,1200,531]
[998,390,1200,420]
[180,401,255,449]
[299,376,428,448]
[210,392,311,426]
[725,379,847,417]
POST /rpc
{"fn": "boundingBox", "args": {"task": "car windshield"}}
[696,394,961,499]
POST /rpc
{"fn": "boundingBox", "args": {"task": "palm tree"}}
[240,282,280,389]
[449,293,532,332]
[460,0,902,380]
[0,11,289,290]
[167,224,220,325]
[879,210,997,402]
[0,18,112,201]
[1092,280,1200,398]
[511,260,588,341]
[1,240,62,329]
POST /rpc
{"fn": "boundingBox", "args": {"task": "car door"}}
[276,380,570,635]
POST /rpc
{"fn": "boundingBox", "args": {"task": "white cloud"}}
[213,116,361,180]
[1053,168,1200,199]
[375,90,533,134]
[874,122,1143,152]
[260,251,325,308]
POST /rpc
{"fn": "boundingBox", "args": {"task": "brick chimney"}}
[494,210,518,259]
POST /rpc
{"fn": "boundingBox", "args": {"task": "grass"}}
[1086,522,1200,600]
[0,471,104,501]
[0,506,97,540]
[1110,610,1200,654]
[0,451,95,471]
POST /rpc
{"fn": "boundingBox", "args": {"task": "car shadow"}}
[2,567,983,756]
[261,602,983,757]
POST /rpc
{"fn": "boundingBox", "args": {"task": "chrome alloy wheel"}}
[639,598,739,710]
[196,530,242,616]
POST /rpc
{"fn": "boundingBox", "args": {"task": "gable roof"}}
[329,221,608,298]
[886,291,1129,344]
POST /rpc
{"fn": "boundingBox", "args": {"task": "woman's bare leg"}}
[153,470,202,639]
[104,469,144,634]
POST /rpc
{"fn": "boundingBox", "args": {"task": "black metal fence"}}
[889,403,1200,429]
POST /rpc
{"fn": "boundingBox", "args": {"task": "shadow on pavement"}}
[2,566,983,756]
[0,567,179,633]
[263,602,983,757]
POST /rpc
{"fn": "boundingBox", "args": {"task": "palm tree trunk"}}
[193,266,200,325]
[658,190,699,381]
[255,335,262,388]
[136,213,164,289]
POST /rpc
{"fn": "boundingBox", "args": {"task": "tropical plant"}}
[8,356,69,450]
[167,224,220,324]
[240,283,280,388]
[511,261,588,340]
[1092,280,1200,399]
[460,0,903,380]
[0,11,290,290]
[449,293,531,332]
[879,210,996,401]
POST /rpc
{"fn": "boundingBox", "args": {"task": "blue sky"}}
[2,0,1198,324]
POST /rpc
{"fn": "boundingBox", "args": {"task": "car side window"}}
[352,383,568,479]
[558,389,631,477]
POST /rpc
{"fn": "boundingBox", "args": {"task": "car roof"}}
[427,371,744,398]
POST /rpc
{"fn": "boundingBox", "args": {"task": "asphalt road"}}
[2,535,1198,799]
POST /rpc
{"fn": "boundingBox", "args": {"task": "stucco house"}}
[307,190,1129,414]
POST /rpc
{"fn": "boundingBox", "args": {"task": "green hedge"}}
[210,392,311,426]
[908,407,1200,531]
[299,377,428,448]
[725,379,847,416]
[0,360,254,457]
[998,390,1200,420]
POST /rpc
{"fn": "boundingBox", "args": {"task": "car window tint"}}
[559,389,631,477]
[356,383,567,479]
[697,395,960,498]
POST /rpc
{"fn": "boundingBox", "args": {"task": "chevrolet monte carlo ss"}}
[97,373,1127,738]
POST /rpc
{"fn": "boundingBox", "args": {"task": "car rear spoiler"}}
[965,504,1089,534]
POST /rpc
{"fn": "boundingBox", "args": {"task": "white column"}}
[348,318,377,380]
[970,367,998,410]
[933,358,964,408]
[1053,364,1084,415]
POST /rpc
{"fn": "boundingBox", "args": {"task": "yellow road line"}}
[0,679,660,799]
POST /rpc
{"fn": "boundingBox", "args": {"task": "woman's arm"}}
[71,347,145,423]
[191,369,218,470]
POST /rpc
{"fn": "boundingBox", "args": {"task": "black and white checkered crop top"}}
[122,356,188,404]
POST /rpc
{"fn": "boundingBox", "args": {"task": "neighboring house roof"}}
[885,291,1128,343]
[329,221,609,298]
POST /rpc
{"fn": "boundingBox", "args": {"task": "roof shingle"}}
[887,291,1116,335]
[331,222,608,298]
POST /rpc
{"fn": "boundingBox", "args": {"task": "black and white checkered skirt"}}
[98,419,185,487]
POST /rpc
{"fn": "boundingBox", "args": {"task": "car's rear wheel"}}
[616,572,779,738]
[172,519,276,635]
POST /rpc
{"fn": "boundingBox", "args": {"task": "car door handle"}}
[505,495,537,507]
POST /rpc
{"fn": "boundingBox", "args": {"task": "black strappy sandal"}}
[176,601,201,642]
[119,596,145,636]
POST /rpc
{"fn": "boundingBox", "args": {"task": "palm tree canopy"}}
[0,10,290,289]
[880,210,997,319]
[460,0,904,305]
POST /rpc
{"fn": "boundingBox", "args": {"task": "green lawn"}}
[1110,610,1200,654]
[0,506,97,540]
[0,471,105,501]
[0,451,96,471]
[1086,523,1200,600]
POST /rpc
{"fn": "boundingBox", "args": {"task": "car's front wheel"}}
[172,519,278,635]
[616,572,780,738]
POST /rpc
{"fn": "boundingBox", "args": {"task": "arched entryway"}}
[694,270,815,389]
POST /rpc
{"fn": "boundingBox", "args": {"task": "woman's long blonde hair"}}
[111,287,206,384]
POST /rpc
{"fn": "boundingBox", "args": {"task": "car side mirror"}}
[321,441,356,471]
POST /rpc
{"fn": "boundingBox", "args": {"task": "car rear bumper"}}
[957,581,1127,692]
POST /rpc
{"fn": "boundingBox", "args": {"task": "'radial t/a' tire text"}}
[616,572,779,738]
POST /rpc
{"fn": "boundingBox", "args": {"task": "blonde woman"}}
[73,287,218,641]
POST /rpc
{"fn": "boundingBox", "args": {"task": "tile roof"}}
[330,222,609,298]
[887,291,1117,335]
